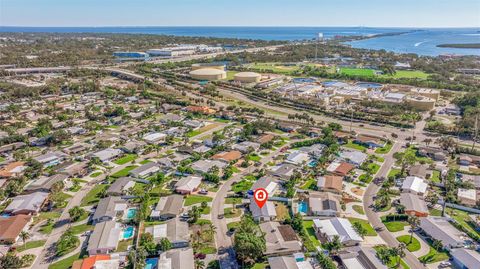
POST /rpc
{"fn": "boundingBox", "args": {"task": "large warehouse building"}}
[190,68,227,81]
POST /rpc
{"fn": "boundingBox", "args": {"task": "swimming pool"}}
[123,226,134,239]
[126,208,137,219]
[308,160,317,167]
[298,201,308,214]
[145,258,158,269]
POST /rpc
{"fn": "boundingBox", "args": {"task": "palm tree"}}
[194,260,205,269]
[407,216,420,244]
[19,231,30,250]
[323,235,343,256]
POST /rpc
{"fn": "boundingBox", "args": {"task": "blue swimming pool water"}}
[123,226,134,239]
[298,201,308,214]
[126,208,137,219]
[145,258,158,269]
[308,161,317,167]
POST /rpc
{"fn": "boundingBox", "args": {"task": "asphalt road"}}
[363,141,426,269]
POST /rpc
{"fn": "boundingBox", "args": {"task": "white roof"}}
[313,217,363,243]
[285,151,310,165]
[326,161,341,173]
[342,257,366,269]
[402,176,428,194]
[339,150,367,165]
[175,176,202,192]
[143,132,166,142]
[93,260,120,269]
[93,148,123,162]
[250,199,277,219]
[252,177,278,196]
[458,188,477,200]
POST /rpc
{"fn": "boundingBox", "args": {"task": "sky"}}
[1,0,479,27]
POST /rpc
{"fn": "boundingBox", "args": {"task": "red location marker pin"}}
[254,188,268,209]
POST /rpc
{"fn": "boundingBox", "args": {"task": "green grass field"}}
[18,240,47,252]
[348,218,377,236]
[224,208,242,218]
[352,205,365,215]
[249,63,300,74]
[69,224,94,235]
[345,140,368,151]
[111,165,138,178]
[397,235,421,252]
[90,171,102,178]
[113,154,137,165]
[340,68,375,76]
[48,252,80,269]
[419,246,449,264]
[380,70,429,79]
[184,195,212,206]
[81,184,108,206]
[383,221,408,232]
[231,180,253,193]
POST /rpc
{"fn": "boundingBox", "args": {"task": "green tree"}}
[323,235,343,256]
[139,233,157,255]
[68,206,86,222]
[158,238,172,252]
[316,252,336,269]
[407,215,420,244]
[19,231,30,250]
[233,216,266,265]
[195,260,205,269]
[352,222,367,238]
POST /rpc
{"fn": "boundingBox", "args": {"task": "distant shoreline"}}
[436,43,480,49]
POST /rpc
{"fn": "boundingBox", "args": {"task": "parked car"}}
[198,189,208,195]
[218,214,224,219]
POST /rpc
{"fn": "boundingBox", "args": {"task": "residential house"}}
[420,217,468,250]
[183,119,204,129]
[4,191,49,215]
[353,135,386,149]
[0,161,27,179]
[157,247,194,269]
[57,161,89,177]
[121,140,146,154]
[308,192,341,217]
[192,145,211,154]
[285,151,311,166]
[150,194,184,220]
[0,215,32,244]
[143,132,167,144]
[251,177,278,197]
[211,150,242,163]
[267,256,313,269]
[338,246,388,269]
[107,177,136,196]
[313,217,363,246]
[175,176,202,194]
[87,220,122,255]
[400,193,429,217]
[299,143,326,159]
[316,175,343,194]
[450,248,480,269]
[418,147,447,161]
[63,143,92,155]
[232,141,261,154]
[24,174,68,193]
[71,255,117,269]
[145,218,189,248]
[92,148,124,163]
[459,174,480,190]
[258,134,275,144]
[268,163,297,180]
[91,196,128,224]
[250,199,277,222]
[326,161,354,177]
[457,188,478,207]
[401,176,428,196]
[191,160,227,174]
[160,113,185,124]
[339,150,368,167]
[185,105,216,115]
[408,164,430,179]
[129,162,160,178]
[164,127,185,137]
[34,151,68,167]
[0,142,26,154]
[260,221,302,256]
[156,157,176,173]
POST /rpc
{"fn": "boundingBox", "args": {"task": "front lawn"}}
[225,197,243,204]
[352,205,365,215]
[69,224,94,235]
[348,218,377,236]
[231,180,253,193]
[430,170,441,183]
[116,239,133,252]
[375,142,393,154]
[388,168,402,179]
[247,154,261,162]
[445,208,480,237]
[418,246,449,264]
[48,252,80,269]
[90,171,102,178]
[113,154,137,165]
[396,235,421,252]
[111,165,138,178]
[18,240,47,252]
[184,195,212,206]
[80,184,108,206]
[303,220,321,247]
[383,221,408,232]
[224,208,242,218]
[344,140,367,151]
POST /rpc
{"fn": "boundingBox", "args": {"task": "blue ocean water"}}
[0,26,479,56]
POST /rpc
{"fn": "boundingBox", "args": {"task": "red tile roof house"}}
[0,215,32,244]
[326,161,355,177]
[211,150,242,164]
